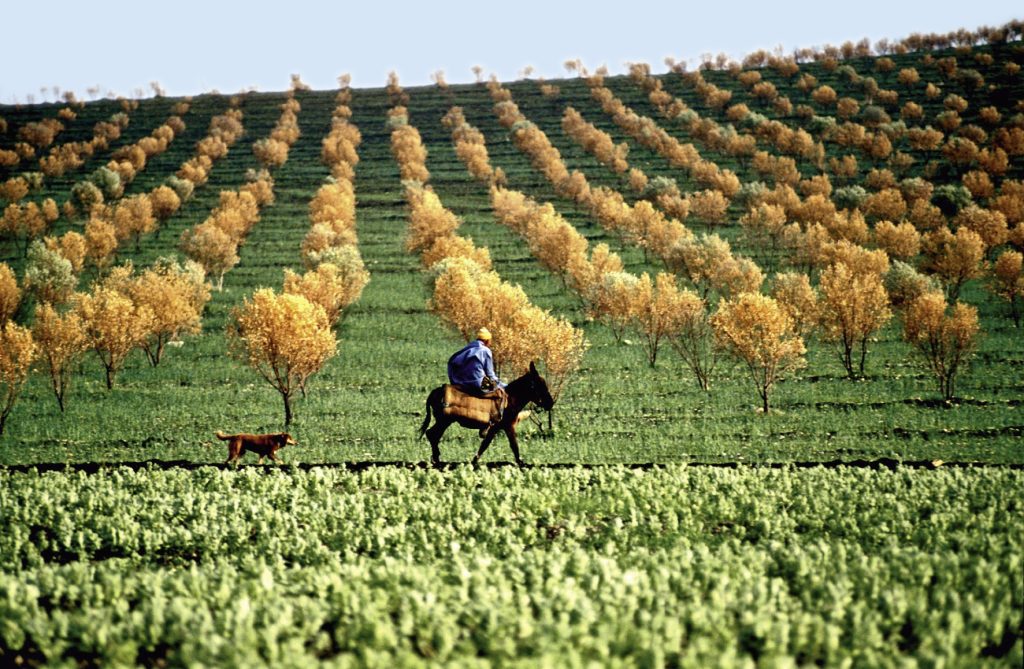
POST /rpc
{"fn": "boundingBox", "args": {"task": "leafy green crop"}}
[1,465,1020,666]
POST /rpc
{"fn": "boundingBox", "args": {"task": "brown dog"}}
[216,431,297,464]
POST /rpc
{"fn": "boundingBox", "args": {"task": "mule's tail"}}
[215,431,232,441]
[419,388,437,438]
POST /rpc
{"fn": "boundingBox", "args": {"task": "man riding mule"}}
[446,327,507,432]
[421,329,554,467]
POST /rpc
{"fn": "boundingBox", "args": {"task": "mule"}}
[420,362,554,467]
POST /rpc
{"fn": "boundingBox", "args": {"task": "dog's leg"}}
[227,440,240,465]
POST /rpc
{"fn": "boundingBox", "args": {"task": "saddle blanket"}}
[442,385,505,425]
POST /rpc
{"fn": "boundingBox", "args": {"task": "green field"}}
[1,465,1021,666]
[1,35,1023,666]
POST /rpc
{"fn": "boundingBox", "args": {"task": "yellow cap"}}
[476,327,492,342]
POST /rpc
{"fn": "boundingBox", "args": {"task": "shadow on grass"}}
[1,458,1021,475]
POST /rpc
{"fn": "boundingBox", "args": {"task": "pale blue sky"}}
[2,1,1019,103]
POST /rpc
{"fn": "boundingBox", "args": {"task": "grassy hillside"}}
[1,37,1022,668]
[1,43,1023,466]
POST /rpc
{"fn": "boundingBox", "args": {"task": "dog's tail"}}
[215,431,232,441]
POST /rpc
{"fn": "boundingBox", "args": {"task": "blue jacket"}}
[447,340,503,391]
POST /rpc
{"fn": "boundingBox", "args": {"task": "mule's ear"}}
[529,361,537,375]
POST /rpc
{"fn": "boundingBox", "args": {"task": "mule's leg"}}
[471,428,499,467]
[506,426,524,468]
[425,417,450,468]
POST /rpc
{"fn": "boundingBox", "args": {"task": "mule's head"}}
[278,433,298,447]
[527,361,555,411]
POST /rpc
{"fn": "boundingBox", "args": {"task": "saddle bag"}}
[442,385,506,425]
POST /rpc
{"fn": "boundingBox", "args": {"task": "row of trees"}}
[173,107,245,189]
[37,112,131,178]
[0,90,369,434]
[629,54,1022,215]
[581,73,1024,325]
[485,164,802,409]
[176,103,286,290]
[179,174,273,291]
[228,85,369,426]
[92,106,188,191]
[459,85,989,408]
[0,257,211,434]
[684,20,1023,71]
[555,123,1018,332]
[440,107,505,186]
[0,116,67,169]
[6,111,222,290]
[9,104,223,278]
[253,97,301,169]
[0,112,126,234]
[658,54,1023,188]
[389,79,587,400]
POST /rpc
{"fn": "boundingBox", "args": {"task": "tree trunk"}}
[840,344,855,379]
[105,365,115,390]
[282,391,293,425]
[145,339,165,367]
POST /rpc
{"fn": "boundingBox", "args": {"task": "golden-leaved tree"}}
[45,231,87,274]
[429,258,586,402]
[585,271,640,342]
[740,203,788,266]
[0,263,20,324]
[668,293,717,391]
[902,291,980,400]
[991,250,1023,326]
[112,194,156,251]
[180,221,239,290]
[921,226,986,300]
[533,314,588,402]
[227,289,337,425]
[74,269,157,389]
[818,262,892,379]
[711,293,806,413]
[32,302,88,412]
[149,185,182,228]
[405,185,460,256]
[84,215,118,274]
[124,259,211,366]
[0,321,35,436]
[283,259,369,328]
[631,272,698,367]
[771,272,819,337]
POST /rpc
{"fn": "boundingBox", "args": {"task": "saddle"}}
[442,385,507,425]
